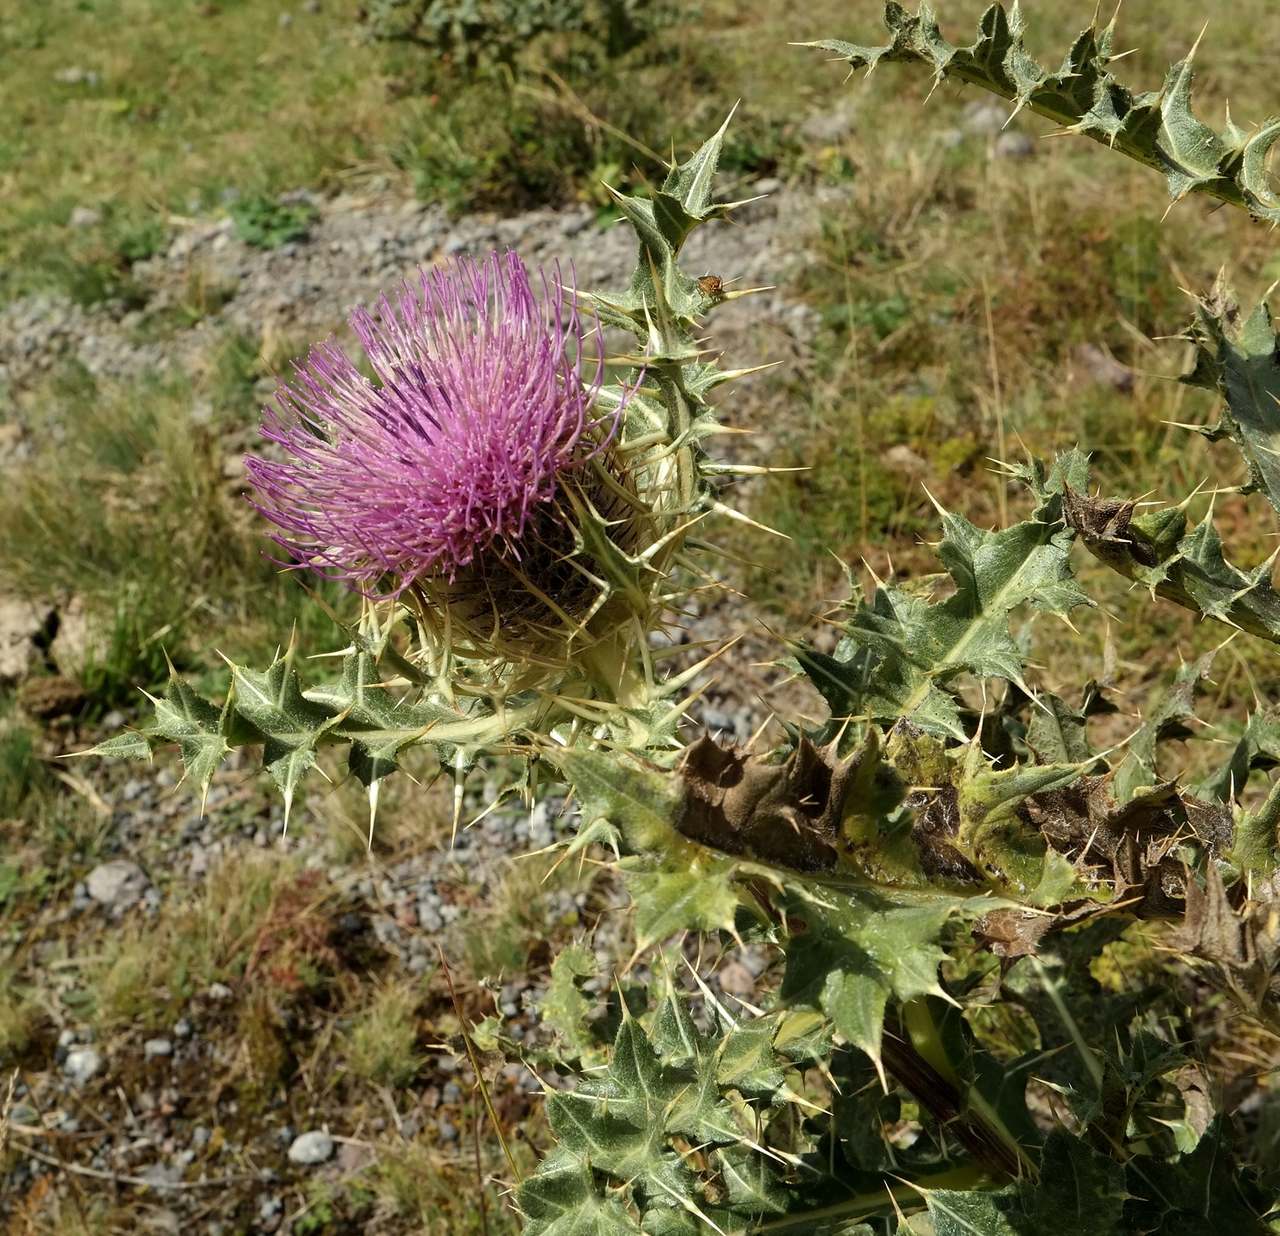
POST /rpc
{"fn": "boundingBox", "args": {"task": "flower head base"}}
[247,252,617,600]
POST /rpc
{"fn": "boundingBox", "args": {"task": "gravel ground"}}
[0,182,820,393]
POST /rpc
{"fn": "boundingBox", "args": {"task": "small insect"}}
[696,274,724,299]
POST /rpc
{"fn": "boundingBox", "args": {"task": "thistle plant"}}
[90,5,1280,1233]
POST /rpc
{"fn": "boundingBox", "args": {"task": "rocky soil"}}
[0,181,818,393]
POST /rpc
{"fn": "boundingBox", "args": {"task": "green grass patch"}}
[0,359,346,710]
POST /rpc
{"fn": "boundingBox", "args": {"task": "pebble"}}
[64,1046,103,1085]
[207,982,233,1001]
[86,860,147,909]
[145,1037,174,1059]
[994,131,1035,159]
[173,1018,193,1038]
[69,206,102,228]
[53,66,101,86]
[287,1130,334,1165]
[964,100,1008,135]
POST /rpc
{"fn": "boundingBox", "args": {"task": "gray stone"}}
[0,597,50,683]
[994,131,1035,159]
[717,960,756,999]
[54,67,101,86]
[86,860,147,909]
[1072,342,1134,393]
[964,100,1008,136]
[139,1162,184,1188]
[800,103,856,144]
[63,1046,103,1085]
[144,1037,173,1059]
[51,596,104,675]
[287,1130,334,1165]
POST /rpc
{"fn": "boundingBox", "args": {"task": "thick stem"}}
[884,998,1036,1182]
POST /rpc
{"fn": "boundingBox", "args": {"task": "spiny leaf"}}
[1025,454,1280,645]
[780,885,991,1072]
[921,1134,1128,1236]
[78,729,152,762]
[1196,705,1280,804]
[955,745,1085,905]
[1025,691,1093,767]
[799,493,1088,740]
[553,748,685,855]
[526,1011,793,1231]
[149,672,235,807]
[1182,282,1280,514]
[625,866,740,949]
[1111,652,1215,804]
[542,943,602,1064]
[518,1150,638,1235]
[807,3,1280,223]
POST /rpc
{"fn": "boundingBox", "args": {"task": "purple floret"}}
[246,251,615,596]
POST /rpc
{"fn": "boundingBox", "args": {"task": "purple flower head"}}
[246,251,617,597]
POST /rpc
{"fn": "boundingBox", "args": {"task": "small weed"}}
[92,853,306,1028]
[0,719,44,818]
[229,195,318,249]
[346,979,425,1087]
[373,1133,521,1234]
[0,967,38,1063]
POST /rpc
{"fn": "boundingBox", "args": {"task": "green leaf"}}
[1025,1133,1127,1234]
[923,1135,1127,1236]
[149,671,233,807]
[1025,692,1092,766]
[226,647,337,814]
[79,730,153,762]
[1182,283,1280,513]
[714,1145,789,1217]
[924,1186,1023,1236]
[543,943,601,1063]
[781,886,980,1071]
[524,996,796,1231]
[806,4,1280,224]
[518,1150,639,1235]
[1196,705,1280,803]
[554,749,685,855]
[313,652,453,786]
[799,497,1088,739]
[625,867,739,949]
[956,746,1087,904]
[1111,652,1214,803]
